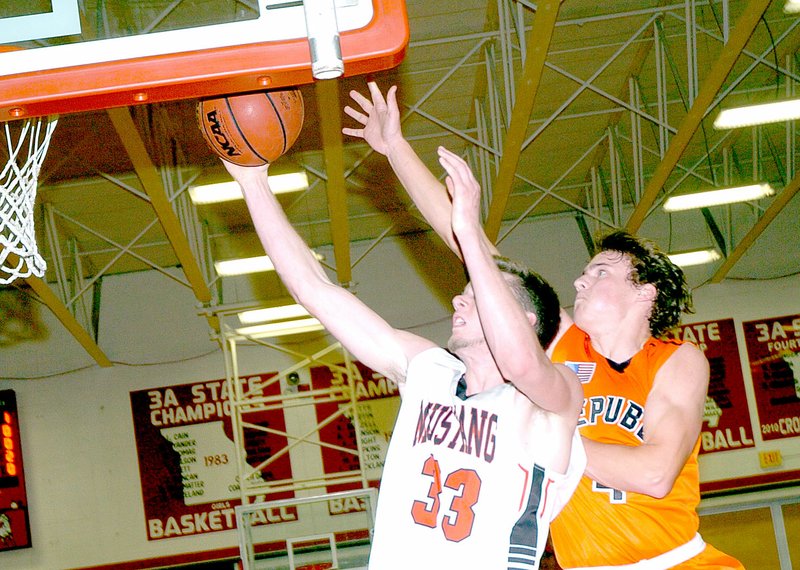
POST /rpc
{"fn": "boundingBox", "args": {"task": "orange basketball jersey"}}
[549,324,703,567]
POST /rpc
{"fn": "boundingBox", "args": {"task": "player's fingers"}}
[349,90,373,112]
[342,127,364,137]
[438,147,478,187]
[444,175,455,199]
[387,86,399,111]
[437,148,465,180]
[440,161,468,199]
[343,105,367,124]
[367,81,387,107]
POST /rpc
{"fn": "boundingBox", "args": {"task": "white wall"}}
[0,218,798,569]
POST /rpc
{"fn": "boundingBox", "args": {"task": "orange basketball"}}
[197,88,304,166]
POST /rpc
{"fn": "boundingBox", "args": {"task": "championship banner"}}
[310,362,399,503]
[673,319,754,454]
[742,313,800,442]
[130,375,296,541]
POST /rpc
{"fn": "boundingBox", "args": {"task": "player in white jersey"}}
[370,347,583,569]
[222,146,584,569]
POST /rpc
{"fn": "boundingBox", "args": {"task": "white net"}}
[0,116,58,285]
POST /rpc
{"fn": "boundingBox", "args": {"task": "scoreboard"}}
[0,390,31,551]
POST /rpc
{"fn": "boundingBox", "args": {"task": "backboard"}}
[0,0,408,121]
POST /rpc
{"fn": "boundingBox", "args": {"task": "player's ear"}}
[637,283,657,302]
[526,311,538,328]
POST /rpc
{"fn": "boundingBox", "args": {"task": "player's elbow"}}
[639,467,679,499]
[280,268,331,304]
[642,479,672,499]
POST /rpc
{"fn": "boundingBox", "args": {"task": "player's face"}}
[448,274,521,353]
[572,251,640,331]
[448,282,486,353]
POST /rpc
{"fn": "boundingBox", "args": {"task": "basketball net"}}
[0,116,58,285]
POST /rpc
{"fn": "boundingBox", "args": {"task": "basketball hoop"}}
[0,115,58,285]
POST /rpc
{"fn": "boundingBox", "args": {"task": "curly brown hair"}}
[596,231,694,338]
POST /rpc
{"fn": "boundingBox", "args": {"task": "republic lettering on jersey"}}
[413,400,498,462]
[580,396,645,441]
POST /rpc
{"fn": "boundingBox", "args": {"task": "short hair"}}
[596,230,693,337]
[492,256,561,350]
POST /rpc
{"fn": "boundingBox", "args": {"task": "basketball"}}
[196,88,304,166]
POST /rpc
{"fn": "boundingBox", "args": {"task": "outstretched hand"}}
[342,82,403,156]
[437,146,482,239]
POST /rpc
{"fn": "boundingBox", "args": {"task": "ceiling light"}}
[663,184,774,212]
[668,249,721,267]
[713,99,800,129]
[189,171,309,204]
[786,0,800,13]
[235,317,324,339]
[215,255,275,275]
[214,251,323,276]
[238,304,310,325]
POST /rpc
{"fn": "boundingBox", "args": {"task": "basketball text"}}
[205,110,241,157]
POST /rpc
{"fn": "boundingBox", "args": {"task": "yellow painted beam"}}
[106,107,212,304]
[625,0,772,233]
[484,0,561,241]
[711,176,800,283]
[315,79,352,285]
[25,274,113,367]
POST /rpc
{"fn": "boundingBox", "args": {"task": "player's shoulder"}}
[664,339,707,366]
[653,339,709,395]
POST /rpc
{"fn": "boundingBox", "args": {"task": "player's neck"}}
[588,320,651,364]
[456,350,505,395]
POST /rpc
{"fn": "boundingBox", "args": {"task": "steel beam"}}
[106,107,213,304]
[25,273,112,367]
[625,0,772,233]
[711,175,800,283]
[485,0,561,241]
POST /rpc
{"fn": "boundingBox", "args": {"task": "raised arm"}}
[343,81,498,258]
[582,343,708,497]
[438,147,581,418]
[222,161,435,386]
[342,82,578,354]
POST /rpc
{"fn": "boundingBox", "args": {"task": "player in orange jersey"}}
[344,81,744,569]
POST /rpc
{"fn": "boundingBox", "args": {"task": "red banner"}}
[673,319,754,454]
[130,375,295,541]
[310,362,399,501]
[742,314,800,442]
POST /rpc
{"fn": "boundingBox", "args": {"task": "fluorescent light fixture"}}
[663,184,774,212]
[215,255,275,275]
[786,0,800,13]
[714,99,800,129]
[189,171,309,204]
[668,249,721,267]
[238,304,310,325]
[215,251,323,276]
[235,317,324,338]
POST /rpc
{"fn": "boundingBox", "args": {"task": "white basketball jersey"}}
[368,348,584,569]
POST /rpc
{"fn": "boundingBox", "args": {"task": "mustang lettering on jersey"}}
[413,401,498,463]
[580,396,645,441]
